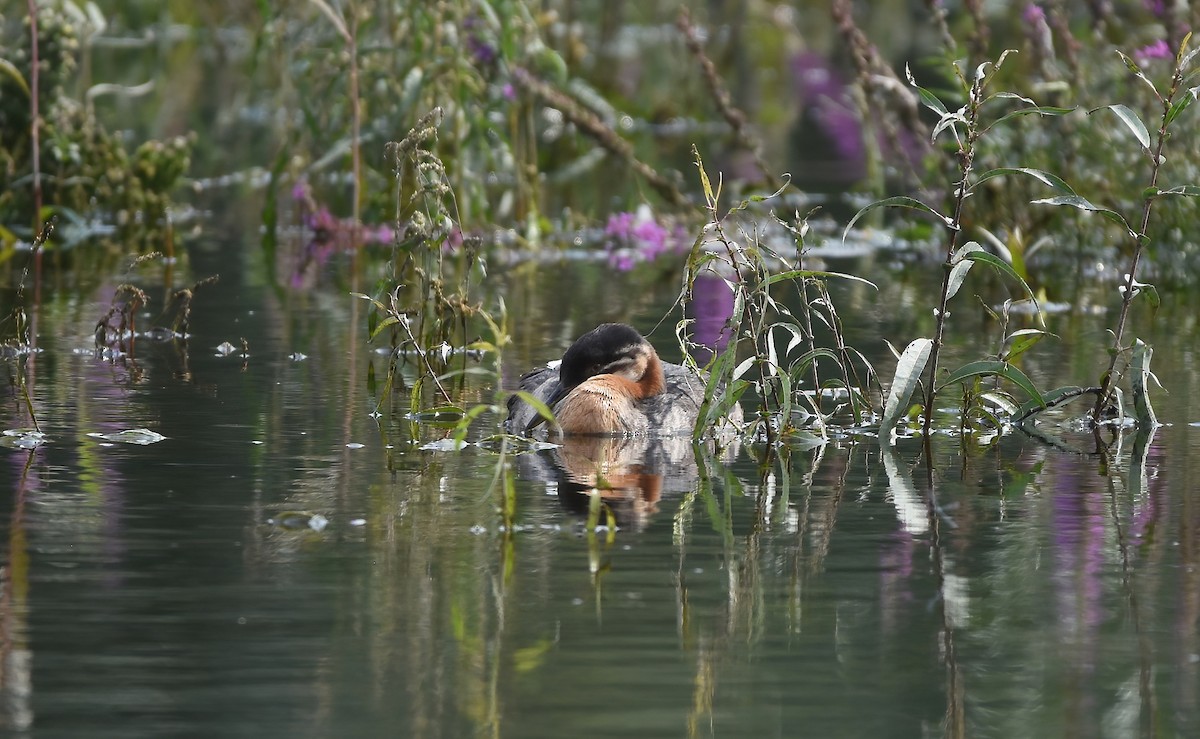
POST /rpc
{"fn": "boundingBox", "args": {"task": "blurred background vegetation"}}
[2,0,1198,279]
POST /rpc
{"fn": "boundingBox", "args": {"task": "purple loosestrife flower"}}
[1134,39,1172,64]
[1022,3,1045,25]
[603,206,688,271]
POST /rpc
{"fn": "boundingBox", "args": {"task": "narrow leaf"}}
[946,241,984,301]
[974,167,1076,195]
[1116,50,1161,98]
[879,338,933,440]
[937,361,1045,408]
[960,251,1044,325]
[1155,184,1200,197]
[1130,340,1158,427]
[1032,195,1133,233]
[1094,103,1151,150]
[1165,93,1194,127]
[843,197,950,243]
[1001,328,1050,363]
[513,390,555,430]
[0,59,30,97]
[762,269,879,289]
[906,63,948,116]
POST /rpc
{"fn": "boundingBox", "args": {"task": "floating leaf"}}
[269,510,329,531]
[88,428,167,445]
[0,428,47,450]
[420,438,471,452]
[408,405,466,425]
[879,338,933,441]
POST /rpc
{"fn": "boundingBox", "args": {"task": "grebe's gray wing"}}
[505,363,563,434]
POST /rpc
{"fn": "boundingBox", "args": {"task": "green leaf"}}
[946,242,984,301]
[1001,328,1051,363]
[513,390,555,430]
[879,338,933,440]
[1165,92,1194,127]
[0,59,30,97]
[985,91,1036,107]
[1013,385,1091,422]
[1154,184,1200,197]
[1093,103,1151,150]
[1130,340,1158,427]
[1031,195,1133,234]
[959,250,1044,325]
[989,105,1075,129]
[1137,282,1160,316]
[905,63,948,116]
[368,315,400,340]
[1116,50,1161,99]
[762,269,878,289]
[974,167,1077,195]
[937,361,1045,408]
[843,197,950,243]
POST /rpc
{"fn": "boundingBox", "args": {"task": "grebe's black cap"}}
[558,323,646,389]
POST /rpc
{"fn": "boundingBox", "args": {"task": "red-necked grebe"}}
[507,323,731,436]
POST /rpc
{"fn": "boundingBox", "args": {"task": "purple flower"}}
[1135,39,1172,64]
[602,206,688,271]
[466,36,497,67]
[631,218,669,258]
[291,178,310,202]
[1022,3,1045,25]
[604,211,635,240]
[501,83,516,101]
[1144,0,1166,17]
[306,206,336,234]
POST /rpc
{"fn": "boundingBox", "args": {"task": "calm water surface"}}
[1,240,1199,738]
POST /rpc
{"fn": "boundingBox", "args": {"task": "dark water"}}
[1,241,1199,738]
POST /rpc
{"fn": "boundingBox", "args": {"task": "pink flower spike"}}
[1134,39,1172,64]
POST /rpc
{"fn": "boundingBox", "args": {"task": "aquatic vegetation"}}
[840,30,1198,445]
[0,219,54,434]
[848,52,1069,441]
[685,151,878,447]
[0,3,193,252]
[1029,35,1200,425]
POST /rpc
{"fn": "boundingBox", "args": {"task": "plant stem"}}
[923,72,983,439]
[1090,63,1182,424]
